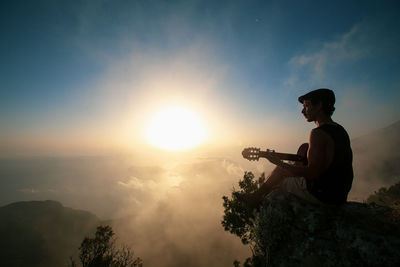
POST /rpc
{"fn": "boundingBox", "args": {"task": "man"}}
[245,88,353,206]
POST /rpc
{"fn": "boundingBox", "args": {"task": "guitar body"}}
[295,143,309,166]
[242,143,309,165]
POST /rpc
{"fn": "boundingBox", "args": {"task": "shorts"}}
[281,177,323,205]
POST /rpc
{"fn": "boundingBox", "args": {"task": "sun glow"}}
[146,107,206,151]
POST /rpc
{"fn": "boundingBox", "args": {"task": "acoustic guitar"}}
[242,143,309,165]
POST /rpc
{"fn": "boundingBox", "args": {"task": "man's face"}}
[301,100,320,122]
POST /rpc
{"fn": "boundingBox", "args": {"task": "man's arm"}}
[265,128,333,181]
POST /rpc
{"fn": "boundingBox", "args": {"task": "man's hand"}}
[264,153,283,166]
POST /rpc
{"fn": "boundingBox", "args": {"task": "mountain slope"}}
[0,200,100,267]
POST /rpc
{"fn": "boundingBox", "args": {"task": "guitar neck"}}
[258,151,305,162]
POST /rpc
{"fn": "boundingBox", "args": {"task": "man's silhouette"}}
[245,88,353,207]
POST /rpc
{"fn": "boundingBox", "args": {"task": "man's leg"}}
[257,166,292,196]
[281,177,324,205]
[238,166,292,209]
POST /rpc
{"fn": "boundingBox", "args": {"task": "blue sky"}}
[1,0,399,156]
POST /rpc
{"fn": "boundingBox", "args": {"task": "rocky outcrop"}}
[251,191,400,267]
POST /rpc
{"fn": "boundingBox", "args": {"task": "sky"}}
[1,0,399,157]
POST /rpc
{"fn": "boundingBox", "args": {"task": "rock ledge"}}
[252,191,400,267]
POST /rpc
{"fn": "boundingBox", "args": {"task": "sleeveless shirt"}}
[306,123,354,204]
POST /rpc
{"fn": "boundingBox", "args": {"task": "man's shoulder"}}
[316,122,349,134]
[315,122,351,143]
[310,127,333,144]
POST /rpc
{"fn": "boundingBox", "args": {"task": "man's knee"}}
[269,166,291,177]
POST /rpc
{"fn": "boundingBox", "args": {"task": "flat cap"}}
[298,88,335,105]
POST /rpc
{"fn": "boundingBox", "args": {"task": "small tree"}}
[222,171,266,266]
[367,181,400,208]
[367,180,400,222]
[69,225,142,267]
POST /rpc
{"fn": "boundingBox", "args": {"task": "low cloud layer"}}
[0,121,398,266]
[0,153,253,266]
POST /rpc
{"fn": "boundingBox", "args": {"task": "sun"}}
[145,106,206,151]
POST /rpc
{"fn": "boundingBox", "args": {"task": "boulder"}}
[251,191,400,267]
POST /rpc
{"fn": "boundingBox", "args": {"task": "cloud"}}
[286,23,375,87]
[221,158,244,177]
[285,19,400,135]
[117,176,157,191]
[111,157,250,266]
[17,188,39,194]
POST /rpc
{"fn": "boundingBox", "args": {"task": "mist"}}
[349,120,400,201]
[0,149,259,266]
[1,119,399,266]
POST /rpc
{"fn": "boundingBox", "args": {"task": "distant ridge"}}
[0,200,100,267]
[350,120,400,200]
[352,120,400,149]
[1,200,97,219]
